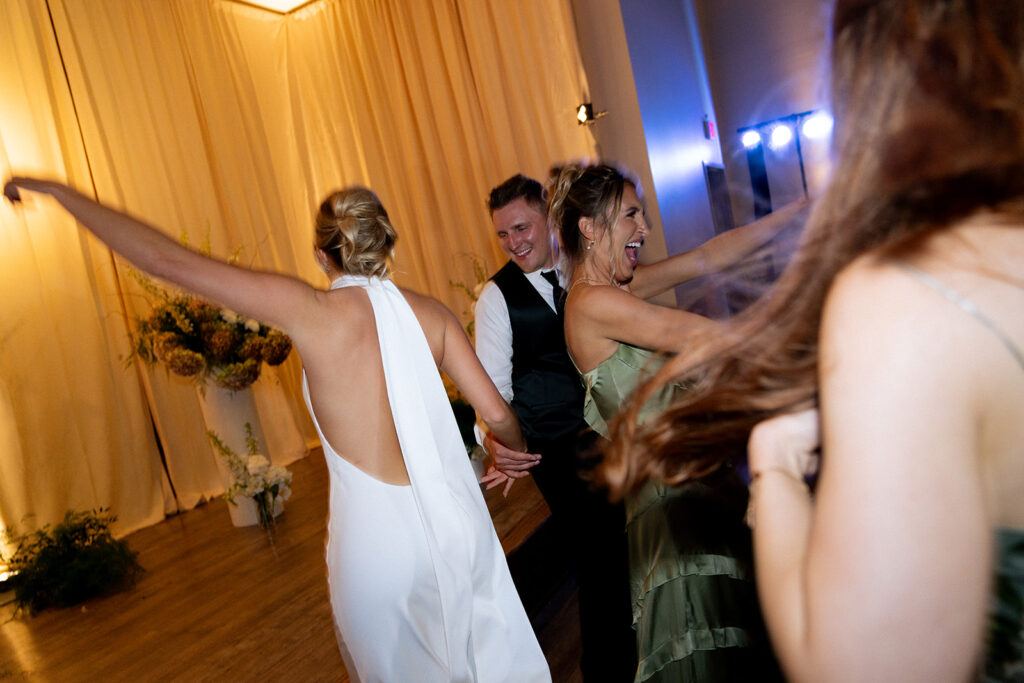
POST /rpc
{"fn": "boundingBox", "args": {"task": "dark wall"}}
[618,0,728,315]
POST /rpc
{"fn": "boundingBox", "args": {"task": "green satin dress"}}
[984,528,1024,681]
[578,343,779,682]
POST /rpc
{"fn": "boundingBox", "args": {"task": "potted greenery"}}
[0,509,143,615]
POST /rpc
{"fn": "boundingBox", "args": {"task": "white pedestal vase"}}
[226,492,284,527]
[226,493,260,527]
[196,383,281,527]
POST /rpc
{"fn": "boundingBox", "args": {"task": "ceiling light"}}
[236,0,313,13]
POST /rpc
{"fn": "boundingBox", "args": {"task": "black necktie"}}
[541,270,565,316]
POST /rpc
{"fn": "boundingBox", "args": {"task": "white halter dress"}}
[301,275,549,683]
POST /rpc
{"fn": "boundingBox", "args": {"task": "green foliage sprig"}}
[0,509,143,616]
[448,254,488,340]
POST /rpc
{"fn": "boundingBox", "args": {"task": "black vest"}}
[491,261,586,442]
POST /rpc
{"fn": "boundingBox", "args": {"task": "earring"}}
[586,240,593,251]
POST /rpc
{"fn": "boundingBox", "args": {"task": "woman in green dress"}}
[547,163,783,682]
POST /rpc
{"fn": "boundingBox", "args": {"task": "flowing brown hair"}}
[601,0,1024,498]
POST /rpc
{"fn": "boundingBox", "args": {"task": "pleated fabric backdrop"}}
[0,0,595,542]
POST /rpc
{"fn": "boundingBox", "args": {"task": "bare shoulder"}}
[568,282,630,318]
[399,286,455,322]
[398,286,462,347]
[826,218,1024,347]
[821,248,1017,399]
[306,285,374,338]
[823,254,954,352]
[824,252,959,321]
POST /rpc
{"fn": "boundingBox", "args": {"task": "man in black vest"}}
[474,174,638,680]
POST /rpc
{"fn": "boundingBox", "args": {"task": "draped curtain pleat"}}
[0,0,168,538]
[0,0,595,543]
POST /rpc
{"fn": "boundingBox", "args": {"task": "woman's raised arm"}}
[5,177,318,335]
[567,284,719,370]
[630,199,807,300]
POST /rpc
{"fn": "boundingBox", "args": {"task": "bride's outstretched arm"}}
[4,177,317,335]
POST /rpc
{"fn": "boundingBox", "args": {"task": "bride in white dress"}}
[4,178,551,683]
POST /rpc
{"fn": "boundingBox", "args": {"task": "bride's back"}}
[299,187,420,485]
[298,281,460,486]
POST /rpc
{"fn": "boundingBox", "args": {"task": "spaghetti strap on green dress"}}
[578,343,780,682]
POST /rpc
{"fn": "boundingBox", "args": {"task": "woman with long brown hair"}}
[605,1,1024,679]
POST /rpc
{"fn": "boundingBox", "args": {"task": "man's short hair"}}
[487,174,545,214]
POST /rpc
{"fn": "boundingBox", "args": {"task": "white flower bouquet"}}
[207,424,292,528]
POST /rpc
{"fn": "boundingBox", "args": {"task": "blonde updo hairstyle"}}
[314,187,397,278]
[548,163,640,282]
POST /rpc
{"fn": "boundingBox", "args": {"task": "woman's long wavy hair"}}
[602,0,1024,498]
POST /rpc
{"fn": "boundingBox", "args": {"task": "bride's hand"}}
[4,179,26,204]
[4,177,61,204]
[480,465,516,497]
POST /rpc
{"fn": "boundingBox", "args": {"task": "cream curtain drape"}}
[0,0,595,542]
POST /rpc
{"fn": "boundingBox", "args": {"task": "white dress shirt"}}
[473,268,562,403]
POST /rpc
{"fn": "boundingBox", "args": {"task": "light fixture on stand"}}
[738,109,832,209]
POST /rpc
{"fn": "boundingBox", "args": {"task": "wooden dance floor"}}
[0,450,582,682]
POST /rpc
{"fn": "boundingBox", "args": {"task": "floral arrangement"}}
[207,424,292,529]
[129,267,292,391]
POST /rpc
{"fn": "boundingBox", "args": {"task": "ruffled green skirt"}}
[626,473,780,682]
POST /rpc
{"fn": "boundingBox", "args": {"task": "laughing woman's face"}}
[593,183,648,284]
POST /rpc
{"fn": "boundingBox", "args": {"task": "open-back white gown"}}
[301,275,550,683]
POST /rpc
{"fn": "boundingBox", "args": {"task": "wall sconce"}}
[576,103,607,126]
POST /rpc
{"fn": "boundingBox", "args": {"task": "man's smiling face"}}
[492,197,554,274]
